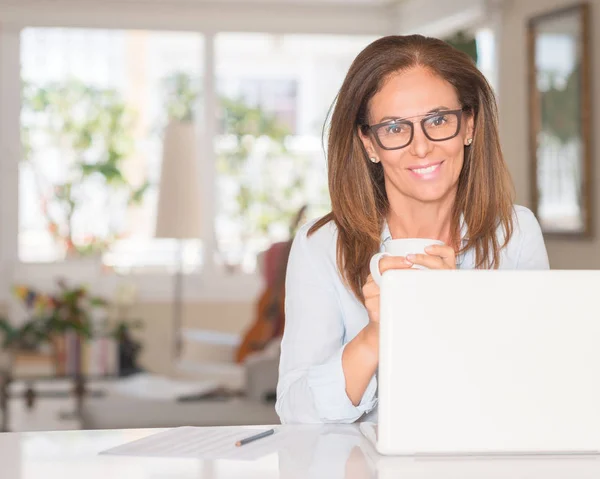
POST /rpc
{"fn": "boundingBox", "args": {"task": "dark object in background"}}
[263,391,276,403]
[117,327,143,377]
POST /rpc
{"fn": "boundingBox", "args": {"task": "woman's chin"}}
[411,185,456,203]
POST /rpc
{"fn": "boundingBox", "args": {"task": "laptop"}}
[361,270,600,456]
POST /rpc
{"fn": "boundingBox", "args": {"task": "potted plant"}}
[10,279,108,375]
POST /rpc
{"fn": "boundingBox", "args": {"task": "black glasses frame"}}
[361,108,467,151]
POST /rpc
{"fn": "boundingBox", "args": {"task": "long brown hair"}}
[309,34,514,302]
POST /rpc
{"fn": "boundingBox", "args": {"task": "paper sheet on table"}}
[99,426,284,461]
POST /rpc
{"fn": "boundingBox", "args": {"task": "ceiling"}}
[186,0,395,2]
[4,0,406,7]
[120,0,402,4]
[0,0,477,40]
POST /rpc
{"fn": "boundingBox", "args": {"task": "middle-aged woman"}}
[275,35,549,425]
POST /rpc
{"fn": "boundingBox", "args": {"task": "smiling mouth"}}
[408,161,444,176]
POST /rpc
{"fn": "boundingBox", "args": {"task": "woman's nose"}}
[408,124,434,158]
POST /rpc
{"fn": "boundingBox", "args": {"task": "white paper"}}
[100,426,284,461]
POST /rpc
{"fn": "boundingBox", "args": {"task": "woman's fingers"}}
[363,274,380,323]
[364,257,413,299]
[407,245,457,270]
[378,256,414,274]
[425,244,456,262]
[405,253,446,269]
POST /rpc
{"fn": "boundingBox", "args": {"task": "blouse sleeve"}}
[275,225,377,424]
[514,206,550,270]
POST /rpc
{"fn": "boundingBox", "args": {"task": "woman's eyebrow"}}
[377,106,452,123]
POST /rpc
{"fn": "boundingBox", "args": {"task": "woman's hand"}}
[406,244,457,270]
[363,256,414,323]
[361,256,413,351]
[344,256,413,405]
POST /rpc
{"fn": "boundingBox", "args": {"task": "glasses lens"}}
[375,121,412,149]
[423,112,460,140]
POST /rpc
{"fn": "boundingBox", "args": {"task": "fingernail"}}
[424,246,433,253]
[406,254,416,263]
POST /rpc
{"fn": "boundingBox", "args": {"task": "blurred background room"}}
[0,0,598,433]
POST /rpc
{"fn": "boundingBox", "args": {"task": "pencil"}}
[235,428,275,447]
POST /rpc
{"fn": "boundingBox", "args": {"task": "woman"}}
[275,35,549,424]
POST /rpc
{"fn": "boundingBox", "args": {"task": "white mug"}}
[369,238,444,285]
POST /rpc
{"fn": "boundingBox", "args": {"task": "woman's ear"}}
[464,113,475,145]
[358,126,379,162]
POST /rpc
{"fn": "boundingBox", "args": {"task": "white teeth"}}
[412,164,440,175]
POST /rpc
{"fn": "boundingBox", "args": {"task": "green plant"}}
[540,64,580,144]
[0,316,18,349]
[445,30,478,64]
[160,71,325,266]
[163,72,201,123]
[9,280,108,351]
[21,80,150,257]
[216,96,319,263]
[0,315,86,352]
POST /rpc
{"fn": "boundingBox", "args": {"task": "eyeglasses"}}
[361,108,466,151]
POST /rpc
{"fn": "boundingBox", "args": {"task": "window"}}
[475,28,497,92]
[214,33,379,273]
[20,28,204,272]
[219,78,298,134]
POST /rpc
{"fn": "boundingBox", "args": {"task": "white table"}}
[2,424,600,479]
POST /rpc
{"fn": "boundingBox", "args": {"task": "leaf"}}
[129,180,151,206]
[0,318,14,335]
[98,162,126,183]
[89,297,109,307]
[163,71,201,122]
[0,317,17,348]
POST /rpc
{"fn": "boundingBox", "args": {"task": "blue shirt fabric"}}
[275,205,550,424]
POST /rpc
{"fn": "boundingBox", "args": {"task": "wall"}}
[498,0,600,268]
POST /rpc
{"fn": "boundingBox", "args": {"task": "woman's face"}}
[359,66,474,204]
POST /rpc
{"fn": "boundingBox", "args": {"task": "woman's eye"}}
[427,115,448,127]
[386,124,407,134]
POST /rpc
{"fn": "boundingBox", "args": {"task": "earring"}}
[370,157,380,163]
[466,138,473,146]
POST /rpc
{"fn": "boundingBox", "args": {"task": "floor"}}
[2,372,278,432]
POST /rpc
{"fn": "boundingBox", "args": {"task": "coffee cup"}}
[369,238,444,285]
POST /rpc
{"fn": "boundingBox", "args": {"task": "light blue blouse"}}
[275,205,550,424]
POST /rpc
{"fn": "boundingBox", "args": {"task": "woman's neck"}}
[386,194,456,245]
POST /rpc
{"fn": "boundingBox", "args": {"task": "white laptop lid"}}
[376,270,600,456]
